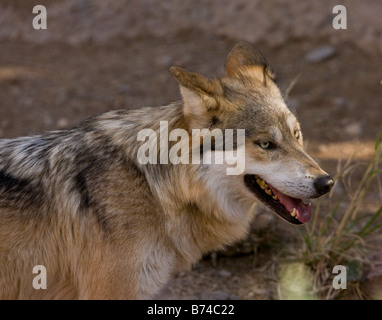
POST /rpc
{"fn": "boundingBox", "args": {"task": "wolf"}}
[0,42,333,299]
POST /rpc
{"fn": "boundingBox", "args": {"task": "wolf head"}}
[170,41,333,225]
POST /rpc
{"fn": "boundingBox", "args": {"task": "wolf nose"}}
[314,175,334,195]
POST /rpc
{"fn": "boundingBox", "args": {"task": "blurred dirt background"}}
[0,0,381,299]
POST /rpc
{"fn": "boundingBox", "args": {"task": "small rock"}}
[332,97,348,108]
[218,269,232,278]
[57,118,69,129]
[344,122,362,137]
[305,45,336,63]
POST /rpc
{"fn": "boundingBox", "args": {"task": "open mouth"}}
[244,174,311,225]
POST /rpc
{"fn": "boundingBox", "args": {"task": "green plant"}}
[288,134,382,299]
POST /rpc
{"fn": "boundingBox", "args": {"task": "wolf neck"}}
[99,101,253,200]
[118,102,199,204]
[105,102,255,261]
[110,101,253,216]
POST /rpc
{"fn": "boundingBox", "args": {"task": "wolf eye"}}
[257,140,274,150]
[294,130,300,139]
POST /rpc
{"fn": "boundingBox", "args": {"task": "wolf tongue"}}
[269,186,311,223]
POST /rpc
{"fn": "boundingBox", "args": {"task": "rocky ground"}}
[0,0,381,299]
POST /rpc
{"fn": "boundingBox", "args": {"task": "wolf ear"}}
[170,66,223,119]
[225,41,276,83]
